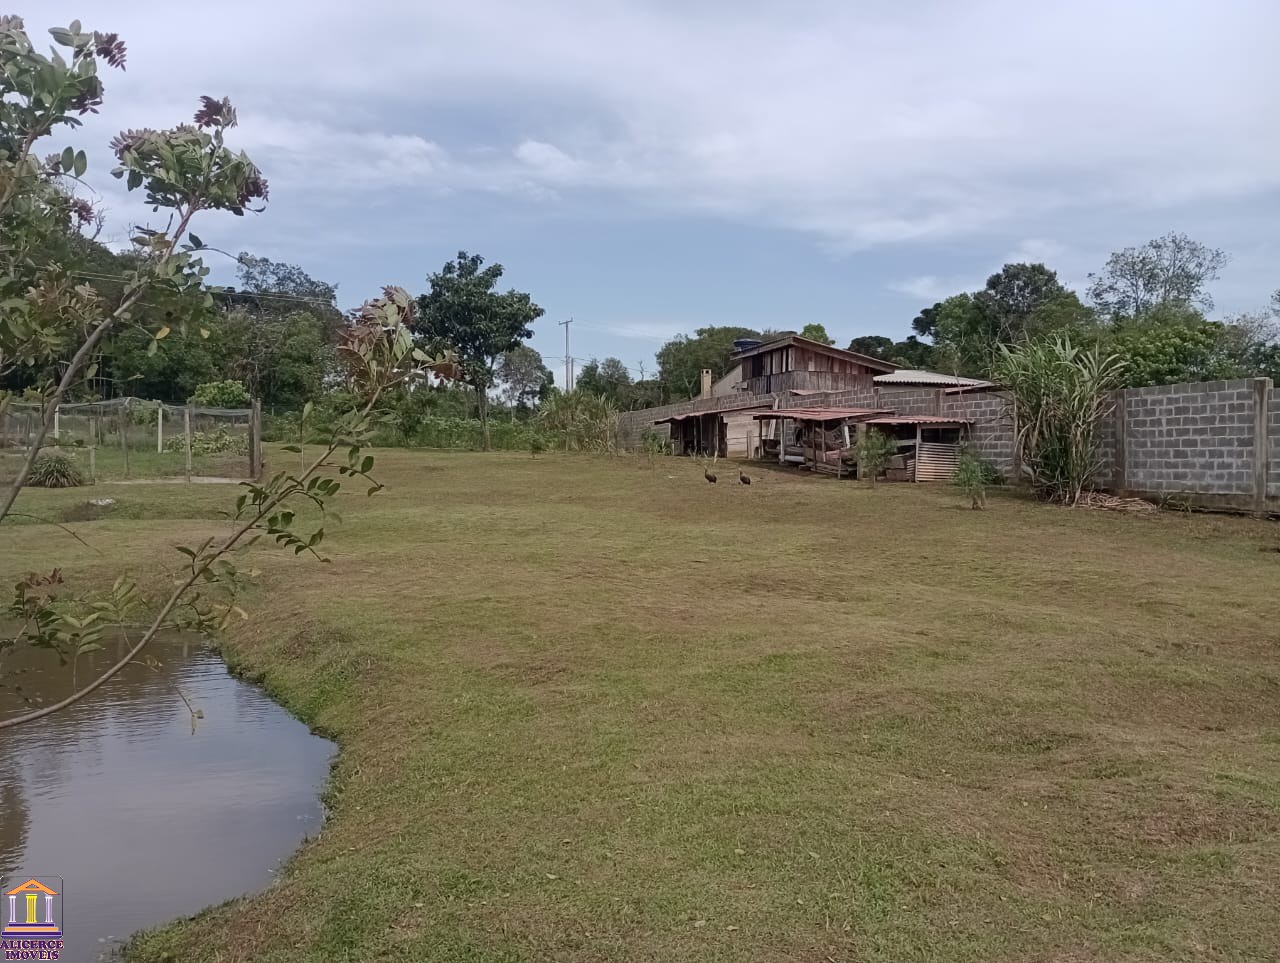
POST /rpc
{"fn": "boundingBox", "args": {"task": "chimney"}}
[700,368,713,399]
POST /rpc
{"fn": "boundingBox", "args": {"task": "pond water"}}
[0,635,335,962]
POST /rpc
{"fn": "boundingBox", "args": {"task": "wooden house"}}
[727,335,897,396]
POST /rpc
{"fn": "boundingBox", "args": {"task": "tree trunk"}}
[478,384,491,451]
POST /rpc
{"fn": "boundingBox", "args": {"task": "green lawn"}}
[5,450,1280,962]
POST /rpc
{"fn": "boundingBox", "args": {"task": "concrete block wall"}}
[941,391,1016,476]
[1270,388,1280,499]
[1121,380,1259,497]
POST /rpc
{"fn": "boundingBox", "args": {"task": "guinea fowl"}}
[704,468,717,484]
[739,471,751,485]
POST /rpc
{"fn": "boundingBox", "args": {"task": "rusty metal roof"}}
[654,402,772,425]
[865,415,971,425]
[752,407,891,421]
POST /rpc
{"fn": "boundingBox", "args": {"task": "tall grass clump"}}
[538,391,619,452]
[995,336,1126,505]
[26,451,85,488]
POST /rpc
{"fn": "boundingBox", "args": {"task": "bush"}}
[639,428,672,457]
[954,447,996,509]
[856,428,896,486]
[165,427,247,455]
[27,451,85,488]
[190,380,251,409]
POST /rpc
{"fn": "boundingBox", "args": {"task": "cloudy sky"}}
[28,0,1280,383]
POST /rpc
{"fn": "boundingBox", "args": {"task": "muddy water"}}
[0,636,335,962]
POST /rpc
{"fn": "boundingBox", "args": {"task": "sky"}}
[25,0,1280,385]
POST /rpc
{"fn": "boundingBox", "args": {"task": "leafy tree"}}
[1087,232,1228,320]
[847,335,894,358]
[415,251,544,450]
[911,303,942,339]
[800,323,834,345]
[496,344,552,415]
[928,265,1090,376]
[656,325,760,399]
[235,252,338,307]
[575,356,633,404]
[191,379,251,407]
[1103,305,1240,388]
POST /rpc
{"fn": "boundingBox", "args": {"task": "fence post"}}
[157,403,164,453]
[53,404,60,441]
[1112,388,1128,493]
[1253,378,1272,516]
[89,443,96,484]
[119,406,129,479]
[184,405,193,482]
[250,399,262,479]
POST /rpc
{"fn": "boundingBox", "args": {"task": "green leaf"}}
[49,26,74,45]
[302,401,314,422]
[156,325,171,340]
[61,146,75,171]
[73,150,87,178]
[146,339,158,356]
[189,233,204,249]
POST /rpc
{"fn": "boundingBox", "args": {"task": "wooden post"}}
[157,404,164,453]
[250,399,262,479]
[184,404,193,482]
[1252,378,1272,516]
[118,407,129,478]
[777,418,786,465]
[89,443,96,484]
[1112,389,1128,493]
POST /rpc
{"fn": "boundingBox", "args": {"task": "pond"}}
[0,634,335,962]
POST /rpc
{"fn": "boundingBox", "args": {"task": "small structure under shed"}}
[863,415,970,482]
[655,403,772,457]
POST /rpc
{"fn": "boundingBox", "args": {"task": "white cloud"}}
[888,275,979,302]
[26,0,1280,304]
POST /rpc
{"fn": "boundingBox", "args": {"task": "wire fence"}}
[0,397,262,486]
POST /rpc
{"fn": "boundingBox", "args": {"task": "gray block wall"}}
[1270,389,1280,500]
[1121,380,1260,497]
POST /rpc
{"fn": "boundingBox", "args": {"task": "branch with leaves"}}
[1,287,458,729]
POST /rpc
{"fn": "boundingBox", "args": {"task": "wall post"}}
[1253,378,1272,516]
[250,399,263,479]
[184,404,193,482]
[1112,388,1128,493]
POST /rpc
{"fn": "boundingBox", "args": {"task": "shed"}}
[753,407,891,474]
[863,415,971,482]
[656,403,773,457]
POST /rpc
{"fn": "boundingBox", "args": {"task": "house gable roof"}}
[730,334,897,373]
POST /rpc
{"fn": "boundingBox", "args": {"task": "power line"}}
[558,317,574,391]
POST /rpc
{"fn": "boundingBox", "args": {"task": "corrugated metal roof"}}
[874,369,991,387]
[654,402,772,424]
[753,407,891,421]
[865,415,971,425]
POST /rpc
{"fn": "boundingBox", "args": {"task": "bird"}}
[739,470,751,485]
[704,468,717,484]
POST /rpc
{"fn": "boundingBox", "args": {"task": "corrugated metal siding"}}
[915,443,961,481]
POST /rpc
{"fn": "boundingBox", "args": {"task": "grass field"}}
[5,450,1280,962]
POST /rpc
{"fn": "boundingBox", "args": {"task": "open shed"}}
[655,403,773,457]
[863,415,971,481]
[752,407,891,475]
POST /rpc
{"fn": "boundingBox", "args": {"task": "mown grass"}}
[4,450,1280,962]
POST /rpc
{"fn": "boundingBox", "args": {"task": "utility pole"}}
[558,317,574,391]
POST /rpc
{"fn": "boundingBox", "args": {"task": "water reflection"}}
[0,635,335,962]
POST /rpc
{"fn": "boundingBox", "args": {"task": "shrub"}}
[165,427,247,455]
[856,428,896,486]
[27,451,85,488]
[995,337,1126,505]
[639,428,672,457]
[954,447,993,509]
[190,380,251,409]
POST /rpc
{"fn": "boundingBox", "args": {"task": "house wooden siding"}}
[735,337,892,396]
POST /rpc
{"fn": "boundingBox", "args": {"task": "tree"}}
[235,252,338,307]
[800,323,834,345]
[929,265,1090,376]
[856,429,896,487]
[575,356,633,404]
[1087,232,1228,320]
[911,303,942,339]
[847,335,894,358]
[415,251,544,450]
[496,345,552,415]
[656,325,760,399]
[1103,304,1240,388]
